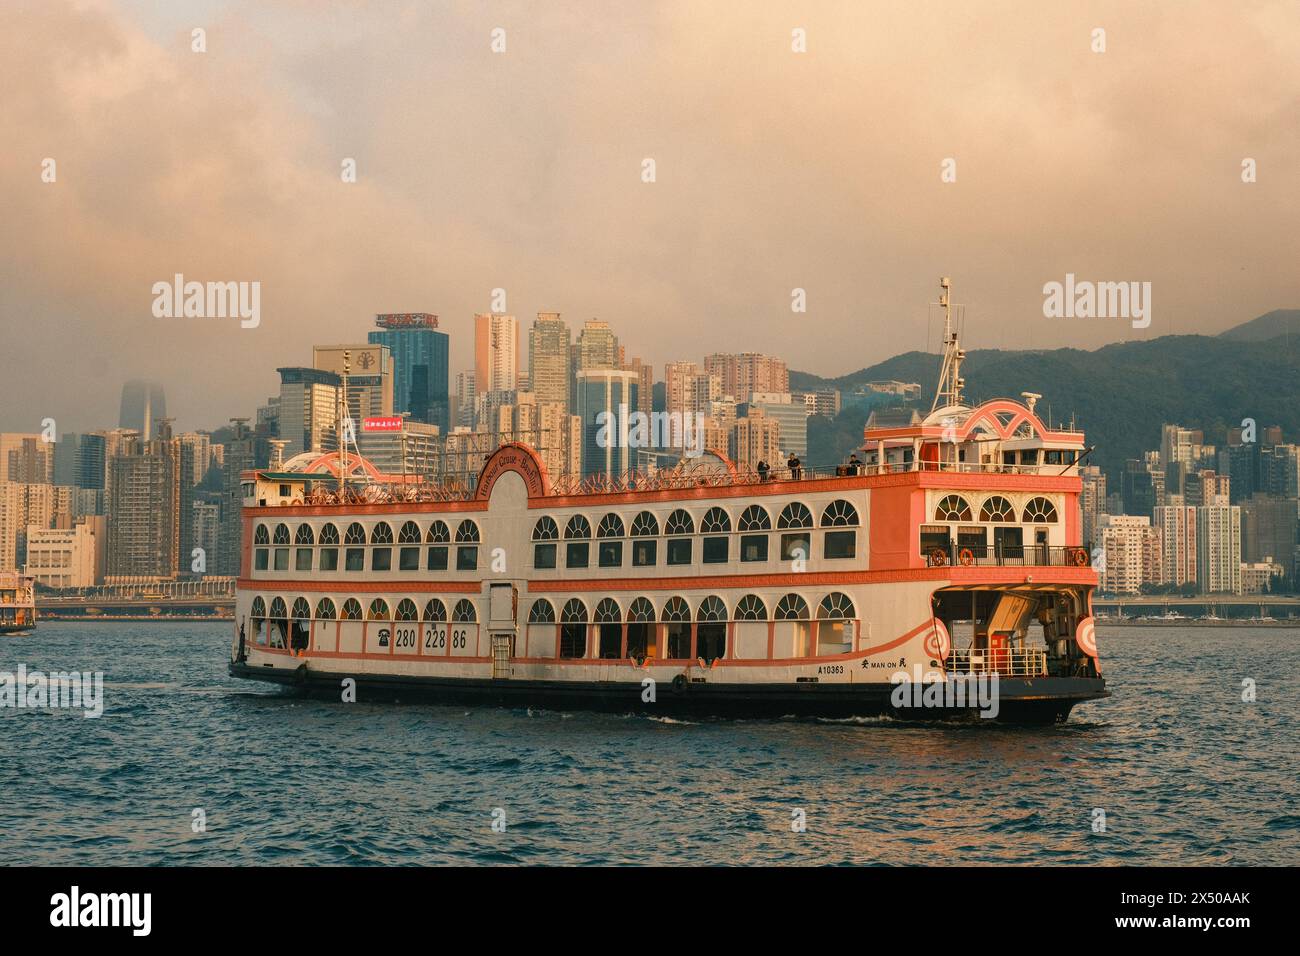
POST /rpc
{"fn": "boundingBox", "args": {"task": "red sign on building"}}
[362,417,403,432]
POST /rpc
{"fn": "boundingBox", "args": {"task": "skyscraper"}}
[575,369,638,478]
[276,367,341,458]
[118,380,167,438]
[367,313,449,431]
[704,352,789,402]
[1196,498,1242,594]
[313,344,394,424]
[107,434,181,580]
[474,313,519,394]
[575,319,619,371]
[528,313,571,413]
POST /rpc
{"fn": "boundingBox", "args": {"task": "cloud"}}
[2,0,1297,433]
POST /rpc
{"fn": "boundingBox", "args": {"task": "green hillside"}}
[796,333,1300,476]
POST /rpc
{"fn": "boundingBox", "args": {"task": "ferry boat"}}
[229,279,1107,722]
[0,573,38,635]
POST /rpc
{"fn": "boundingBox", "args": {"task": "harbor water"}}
[1,622,1296,865]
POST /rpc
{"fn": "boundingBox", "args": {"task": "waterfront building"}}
[1240,493,1298,584]
[23,517,104,588]
[1098,514,1162,594]
[1196,498,1243,594]
[1153,501,1198,587]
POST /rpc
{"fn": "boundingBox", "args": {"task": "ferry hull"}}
[228,661,1107,724]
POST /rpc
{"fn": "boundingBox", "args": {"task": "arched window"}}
[271,524,290,571]
[662,596,691,659]
[597,514,624,568]
[778,502,813,529]
[665,509,694,535]
[343,522,366,572]
[739,505,771,563]
[701,507,731,533]
[294,523,315,571]
[565,514,591,568]
[819,592,856,619]
[697,596,727,621]
[697,595,727,663]
[532,516,559,569]
[455,520,479,571]
[665,509,693,566]
[254,525,270,546]
[395,599,418,621]
[625,596,655,660]
[315,598,336,619]
[775,593,810,620]
[250,595,268,645]
[560,598,588,659]
[979,496,1015,522]
[631,511,659,536]
[370,522,394,571]
[251,596,267,617]
[1023,497,1058,522]
[735,594,768,620]
[368,598,390,620]
[661,597,690,622]
[289,597,310,650]
[397,520,421,571]
[452,599,477,623]
[820,500,859,527]
[631,511,659,568]
[821,500,858,559]
[627,597,656,622]
[700,508,731,564]
[317,523,339,571]
[423,599,447,622]
[427,519,450,572]
[817,593,856,656]
[341,598,363,620]
[595,598,622,658]
[319,523,339,544]
[528,599,556,624]
[268,596,288,648]
[934,495,972,522]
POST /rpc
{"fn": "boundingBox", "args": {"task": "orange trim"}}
[531,567,1096,590]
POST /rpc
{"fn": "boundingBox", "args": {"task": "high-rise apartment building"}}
[528,313,572,413]
[1240,494,1298,584]
[1153,501,1198,587]
[107,435,181,580]
[1079,465,1106,548]
[367,314,449,430]
[704,353,789,402]
[1196,499,1242,594]
[474,313,520,395]
[276,367,342,458]
[314,344,394,425]
[1098,514,1162,594]
[731,408,783,470]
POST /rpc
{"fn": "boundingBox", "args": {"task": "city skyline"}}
[4,1,1299,436]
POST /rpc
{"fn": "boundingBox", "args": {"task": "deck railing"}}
[946,647,1048,677]
[923,544,1093,569]
[284,458,1079,507]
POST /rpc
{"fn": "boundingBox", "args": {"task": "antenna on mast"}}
[339,350,350,497]
[930,276,966,413]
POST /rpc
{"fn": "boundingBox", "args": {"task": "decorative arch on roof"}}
[474,442,551,500]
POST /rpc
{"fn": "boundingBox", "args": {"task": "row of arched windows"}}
[250,594,478,622]
[933,494,1058,524]
[524,591,855,624]
[256,519,480,547]
[531,501,857,540]
[254,519,480,574]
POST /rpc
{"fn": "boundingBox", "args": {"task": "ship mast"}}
[339,349,350,497]
[930,276,966,414]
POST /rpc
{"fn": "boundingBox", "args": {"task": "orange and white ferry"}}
[230,280,1106,722]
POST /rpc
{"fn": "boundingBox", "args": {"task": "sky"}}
[3,0,1298,434]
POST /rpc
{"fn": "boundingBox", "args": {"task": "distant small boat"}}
[0,573,38,636]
